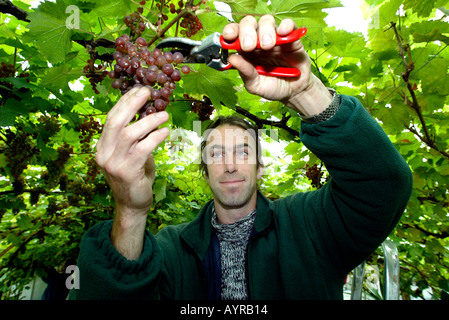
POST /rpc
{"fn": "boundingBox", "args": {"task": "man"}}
[70,15,412,299]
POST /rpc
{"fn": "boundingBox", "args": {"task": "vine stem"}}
[390,22,449,160]
[147,8,190,47]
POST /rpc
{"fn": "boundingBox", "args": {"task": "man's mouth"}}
[220,179,245,185]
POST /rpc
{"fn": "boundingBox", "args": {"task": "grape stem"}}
[147,8,189,47]
[146,0,204,47]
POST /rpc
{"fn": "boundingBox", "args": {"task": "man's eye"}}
[211,151,223,158]
[237,150,249,157]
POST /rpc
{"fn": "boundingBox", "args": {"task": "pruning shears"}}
[156,27,307,78]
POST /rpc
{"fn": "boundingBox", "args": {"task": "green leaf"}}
[26,0,75,63]
[153,178,167,203]
[44,225,61,235]
[404,0,436,17]
[93,0,132,17]
[16,215,34,231]
[182,66,238,108]
[0,98,32,127]
[220,0,258,22]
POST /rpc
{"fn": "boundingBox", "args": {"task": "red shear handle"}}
[255,65,301,78]
[219,27,307,50]
[220,64,301,78]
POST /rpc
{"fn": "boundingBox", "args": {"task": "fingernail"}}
[155,110,168,118]
[243,36,254,49]
[136,86,149,96]
[262,34,273,47]
[159,126,169,134]
[223,27,234,35]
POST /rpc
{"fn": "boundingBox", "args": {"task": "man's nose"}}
[224,152,237,173]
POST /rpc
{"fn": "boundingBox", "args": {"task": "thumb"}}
[228,54,258,83]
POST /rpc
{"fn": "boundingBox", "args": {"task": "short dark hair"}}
[200,115,263,177]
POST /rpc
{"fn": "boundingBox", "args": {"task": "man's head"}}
[200,116,263,212]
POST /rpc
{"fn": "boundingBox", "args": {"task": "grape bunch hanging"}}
[109,34,190,118]
[305,163,326,189]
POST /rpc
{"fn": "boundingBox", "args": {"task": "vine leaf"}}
[182,66,238,108]
[25,0,74,63]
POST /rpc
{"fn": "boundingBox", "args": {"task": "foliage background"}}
[0,0,448,299]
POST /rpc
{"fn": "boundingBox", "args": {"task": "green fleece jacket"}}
[69,95,412,300]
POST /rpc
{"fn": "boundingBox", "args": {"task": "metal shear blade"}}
[156,32,230,71]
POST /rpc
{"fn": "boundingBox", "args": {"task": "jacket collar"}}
[180,191,274,260]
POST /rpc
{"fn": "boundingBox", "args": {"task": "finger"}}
[96,87,140,151]
[106,86,150,131]
[228,54,259,88]
[96,87,151,163]
[238,15,258,51]
[109,111,169,165]
[258,15,277,50]
[133,126,170,165]
[222,22,239,41]
[277,18,296,36]
[96,86,143,152]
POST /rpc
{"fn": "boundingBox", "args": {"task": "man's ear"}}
[256,165,264,179]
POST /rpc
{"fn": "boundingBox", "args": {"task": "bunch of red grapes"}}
[109,34,190,119]
[305,163,325,189]
[83,59,108,95]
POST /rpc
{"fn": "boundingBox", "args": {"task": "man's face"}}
[204,125,263,210]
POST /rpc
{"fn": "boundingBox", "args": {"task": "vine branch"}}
[235,105,300,137]
[390,22,449,160]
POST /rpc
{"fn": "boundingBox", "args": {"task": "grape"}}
[181,65,191,74]
[161,87,171,98]
[162,63,174,75]
[157,73,168,84]
[124,16,132,27]
[111,79,121,89]
[141,48,151,60]
[164,51,173,63]
[153,48,162,58]
[118,58,130,69]
[151,88,161,100]
[136,37,147,47]
[173,52,184,64]
[113,51,123,61]
[116,37,126,47]
[146,106,157,115]
[119,80,129,90]
[136,67,146,79]
[154,99,166,111]
[130,58,140,70]
[156,55,167,67]
[171,69,181,81]
[146,71,157,82]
